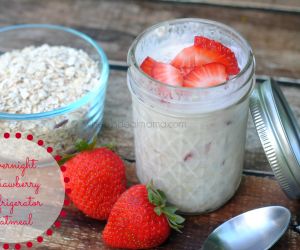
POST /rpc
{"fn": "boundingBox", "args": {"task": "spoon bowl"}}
[202,206,291,250]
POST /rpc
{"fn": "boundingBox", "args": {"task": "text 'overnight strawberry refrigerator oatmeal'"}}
[127,19,255,214]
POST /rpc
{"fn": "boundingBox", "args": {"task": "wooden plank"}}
[38,166,300,250]
[0,0,299,79]
[99,70,300,173]
[157,0,300,13]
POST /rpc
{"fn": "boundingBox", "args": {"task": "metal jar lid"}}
[250,78,300,199]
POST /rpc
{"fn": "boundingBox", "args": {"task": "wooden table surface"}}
[1,0,300,249]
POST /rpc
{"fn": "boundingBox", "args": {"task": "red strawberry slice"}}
[171,45,213,69]
[180,67,194,76]
[140,56,157,76]
[152,62,183,87]
[140,57,183,87]
[194,36,240,75]
[183,63,228,88]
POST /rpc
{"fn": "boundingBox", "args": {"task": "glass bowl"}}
[0,24,109,153]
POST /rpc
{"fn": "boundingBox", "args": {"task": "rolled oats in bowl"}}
[0,24,109,154]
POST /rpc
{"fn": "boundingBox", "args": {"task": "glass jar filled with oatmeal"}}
[127,19,255,214]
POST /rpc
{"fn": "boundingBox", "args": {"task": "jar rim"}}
[0,24,109,120]
[128,18,254,93]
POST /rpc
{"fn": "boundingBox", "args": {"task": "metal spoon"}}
[202,206,291,250]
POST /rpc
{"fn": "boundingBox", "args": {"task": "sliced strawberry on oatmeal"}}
[180,67,194,77]
[140,57,183,87]
[152,62,183,87]
[139,35,239,89]
[183,62,228,88]
[140,56,157,76]
[194,36,240,75]
[171,36,240,76]
[171,45,213,69]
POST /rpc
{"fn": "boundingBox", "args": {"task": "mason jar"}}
[127,19,255,214]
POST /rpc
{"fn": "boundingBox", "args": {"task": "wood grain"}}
[157,0,300,13]
[0,0,299,78]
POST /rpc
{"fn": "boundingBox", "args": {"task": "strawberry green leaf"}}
[58,153,76,166]
[162,206,178,214]
[146,181,185,232]
[154,207,162,216]
[58,138,96,165]
[75,140,90,151]
[148,189,155,203]
[173,214,185,224]
[58,138,117,166]
[75,137,97,151]
[156,189,167,206]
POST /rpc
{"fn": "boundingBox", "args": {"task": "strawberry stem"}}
[146,181,185,232]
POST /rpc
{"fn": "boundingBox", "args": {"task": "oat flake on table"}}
[0,44,101,114]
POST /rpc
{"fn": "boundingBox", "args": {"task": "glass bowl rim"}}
[0,23,109,120]
[128,18,254,93]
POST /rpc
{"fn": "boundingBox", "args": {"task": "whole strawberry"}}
[63,141,126,220]
[103,182,185,249]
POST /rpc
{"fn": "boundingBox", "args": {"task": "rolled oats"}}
[0,44,103,153]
